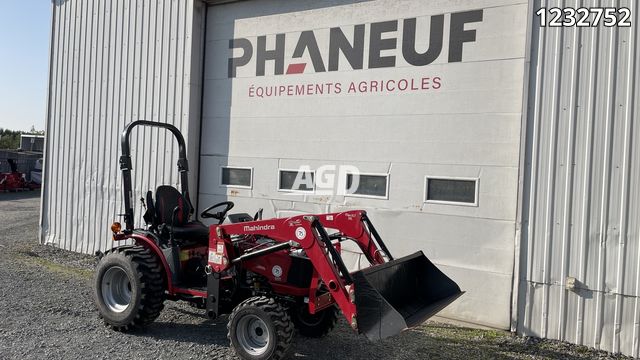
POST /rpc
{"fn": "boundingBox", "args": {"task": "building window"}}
[278,169,315,192]
[345,173,389,199]
[220,166,253,188]
[425,177,478,206]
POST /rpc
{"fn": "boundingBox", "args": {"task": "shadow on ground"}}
[0,190,41,201]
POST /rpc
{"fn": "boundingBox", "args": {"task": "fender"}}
[128,233,175,293]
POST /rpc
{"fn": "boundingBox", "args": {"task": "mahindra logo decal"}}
[228,10,483,78]
[243,224,276,232]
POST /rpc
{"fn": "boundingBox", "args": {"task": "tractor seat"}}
[147,185,209,243]
[170,221,209,242]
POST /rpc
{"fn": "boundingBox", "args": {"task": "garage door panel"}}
[200,0,528,331]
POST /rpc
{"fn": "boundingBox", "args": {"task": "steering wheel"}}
[200,201,235,224]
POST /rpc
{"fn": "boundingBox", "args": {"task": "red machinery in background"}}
[0,159,40,192]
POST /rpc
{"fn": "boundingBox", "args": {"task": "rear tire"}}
[290,304,338,338]
[94,245,165,331]
[228,296,294,360]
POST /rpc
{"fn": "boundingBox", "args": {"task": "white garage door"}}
[199,0,529,330]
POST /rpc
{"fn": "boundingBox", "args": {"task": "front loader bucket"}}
[352,251,462,340]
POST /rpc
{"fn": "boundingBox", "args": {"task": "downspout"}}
[510,0,537,333]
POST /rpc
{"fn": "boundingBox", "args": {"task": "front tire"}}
[228,296,294,360]
[290,304,338,338]
[94,245,165,331]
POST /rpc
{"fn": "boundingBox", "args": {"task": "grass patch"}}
[15,250,93,280]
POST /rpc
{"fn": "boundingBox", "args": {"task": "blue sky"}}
[0,1,50,132]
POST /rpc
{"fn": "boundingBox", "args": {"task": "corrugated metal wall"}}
[41,0,205,254]
[518,0,639,356]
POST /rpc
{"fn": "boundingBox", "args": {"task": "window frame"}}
[344,172,390,200]
[219,166,253,189]
[424,176,479,207]
[277,168,316,193]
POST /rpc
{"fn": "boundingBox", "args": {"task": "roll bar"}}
[119,120,192,231]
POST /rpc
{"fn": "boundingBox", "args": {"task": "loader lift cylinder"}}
[231,241,293,264]
[311,219,353,284]
[361,213,393,261]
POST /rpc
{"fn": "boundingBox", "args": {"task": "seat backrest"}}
[143,191,157,228]
[155,185,191,226]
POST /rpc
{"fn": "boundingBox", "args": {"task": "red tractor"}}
[94,121,462,360]
[0,159,39,191]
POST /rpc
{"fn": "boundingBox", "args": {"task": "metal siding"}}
[41,0,205,254]
[519,0,639,356]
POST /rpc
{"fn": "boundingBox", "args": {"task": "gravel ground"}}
[0,192,631,359]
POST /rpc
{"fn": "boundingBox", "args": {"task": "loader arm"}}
[209,214,358,326]
[208,210,462,339]
[315,210,392,265]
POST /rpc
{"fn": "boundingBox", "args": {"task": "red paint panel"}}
[286,63,306,74]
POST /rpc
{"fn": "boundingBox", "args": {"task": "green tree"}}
[0,129,22,150]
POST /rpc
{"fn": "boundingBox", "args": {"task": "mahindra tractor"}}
[94,121,462,360]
